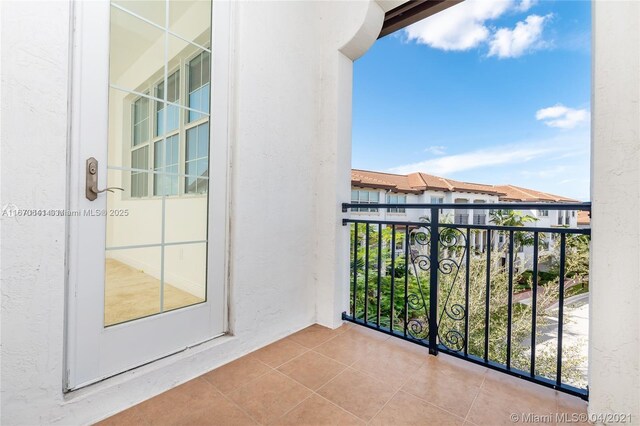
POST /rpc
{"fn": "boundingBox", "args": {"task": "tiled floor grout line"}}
[269,368,363,424]
[365,386,402,424]
[206,326,356,425]
[212,383,264,425]
[393,369,472,424]
[311,391,367,424]
[309,347,357,370]
[271,391,315,425]
[201,360,280,426]
[463,374,487,424]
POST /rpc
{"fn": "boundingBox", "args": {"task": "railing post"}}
[429,207,439,355]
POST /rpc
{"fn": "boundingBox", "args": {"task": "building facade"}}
[351,169,579,262]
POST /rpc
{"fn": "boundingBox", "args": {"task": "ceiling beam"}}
[379,0,463,39]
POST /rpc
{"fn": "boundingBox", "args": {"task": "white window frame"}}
[351,189,380,212]
[125,48,211,200]
[430,196,444,213]
[386,193,407,213]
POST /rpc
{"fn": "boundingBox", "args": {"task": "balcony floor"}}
[98,323,588,425]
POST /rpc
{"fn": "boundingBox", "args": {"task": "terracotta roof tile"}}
[350,169,576,202]
[493,185,579,202]
[351,170,421,193]
[578,210,591,225]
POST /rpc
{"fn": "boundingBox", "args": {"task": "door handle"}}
[86,157,124,201]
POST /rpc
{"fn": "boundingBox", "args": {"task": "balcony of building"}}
[100,323,587,426]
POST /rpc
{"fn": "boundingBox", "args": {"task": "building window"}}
[185,122,209,194]
[153,135,179,196]
[155,70,180,137]
[387,194,407,213]
[131,145,149,198]
[188,51,210,122]
[351,190,379,212]
[128,48,210,199]
[130,95,150,198]
[430,196,444,213]
[539,210,549,217]
[572,211,576,217]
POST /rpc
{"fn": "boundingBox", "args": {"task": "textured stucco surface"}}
[0,1,383,424]
[590,0,640,420]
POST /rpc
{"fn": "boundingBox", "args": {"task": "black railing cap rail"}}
[342,218,591,234]
[342,202,591,213]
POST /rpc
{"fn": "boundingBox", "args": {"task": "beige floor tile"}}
[228,371,312,424]
[203,355,272,395]
[316,368,395,422]
[466,385,558,426]
[95,406,150,426]
[287,324,340,349]
[115,378,254,426]
[253,339,308,368]
[370,391,465,426]
[481,369,557,402]
[273,394,364,426]
[313,329,385,365]
[277,351,347,390]
[556,393,589,425]
[401,360,485,418]
[352,338,426,390]
[99,324,583,426]
[346,325,391,343]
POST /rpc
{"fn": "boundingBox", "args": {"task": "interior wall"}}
[590,0,640,419]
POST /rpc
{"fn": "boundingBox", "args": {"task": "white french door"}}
[66,0,229,390]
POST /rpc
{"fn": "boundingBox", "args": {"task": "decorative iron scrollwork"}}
[436,227,468,352]
[407,227,431,341]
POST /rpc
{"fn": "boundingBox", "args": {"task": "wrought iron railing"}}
[342,202,591,400]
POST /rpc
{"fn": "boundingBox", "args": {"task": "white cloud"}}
[388,144,558,176]
[536,104,589,129]
[488,14,550,58]
[404,1,513,51]
[424,145,447,155]
[404,0,551,58]
[516,0,537,12]
[404,0,547,55]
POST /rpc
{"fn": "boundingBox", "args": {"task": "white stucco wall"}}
[0,1,383,424]
[590,0,640,420]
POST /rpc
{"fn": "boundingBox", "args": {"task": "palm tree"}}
[489,209,540,248]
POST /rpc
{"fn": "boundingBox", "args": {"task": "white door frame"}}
[64,0,232,391]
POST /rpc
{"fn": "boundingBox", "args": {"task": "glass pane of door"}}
[105,0,212,326]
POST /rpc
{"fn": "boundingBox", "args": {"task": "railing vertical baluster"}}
[484,231,491,362]
[530,231,539,377]
[352,223,358,317]
[404,226,410,337]
[464,228,470,357]
[506,230,514,369]
[428,207,439,355]
[390,225,397,333]
[364,224,370,323]
[377,223,382,328]
[340,203,590,400]
[557,233,566,386]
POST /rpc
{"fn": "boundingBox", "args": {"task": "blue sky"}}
[352,0,591,200]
